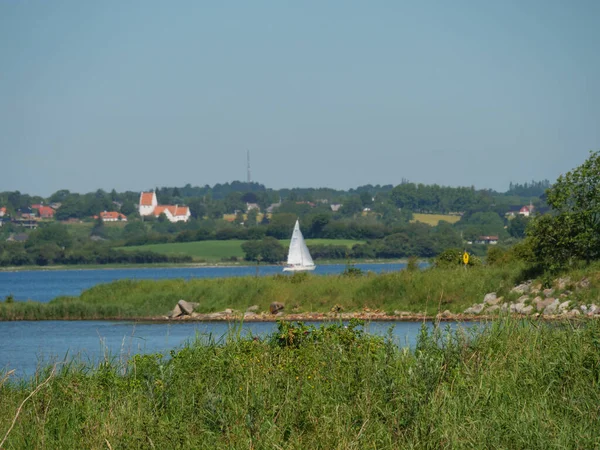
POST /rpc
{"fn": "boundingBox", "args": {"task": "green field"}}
[118,239,363,262]
[412,213,461,226]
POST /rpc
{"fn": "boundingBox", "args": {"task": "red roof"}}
[0,207,6,213]
[37,206,55,217]
[140,192,155,206]
[154,205,189,217]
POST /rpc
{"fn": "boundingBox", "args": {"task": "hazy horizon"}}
[2,1,598,196]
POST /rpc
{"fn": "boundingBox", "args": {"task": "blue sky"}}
[1,0,598,196]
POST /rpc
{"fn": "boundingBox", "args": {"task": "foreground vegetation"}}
[1,319,598,448]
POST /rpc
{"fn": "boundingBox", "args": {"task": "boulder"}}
[580,305,588,313]
[558,301,571,312]
[483,293,498,305]
[543,299,560,315]
[464,303,485,315]
[178,300,199,315]
[534,297,553,312]
[269,302,285,314]
[520,305,534,315]
[543,288,555,298]
[517,295,530,303]
[511,284,530,294]
[485,305,500,314]
[568,309,581,317]
[244,311,257,319]
[589,304,599,314]
[246,305,260,312]
[440,310,454,318]
[224,308,234,314]
[169,304,183,319]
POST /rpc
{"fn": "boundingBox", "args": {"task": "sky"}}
[1,0,599,196]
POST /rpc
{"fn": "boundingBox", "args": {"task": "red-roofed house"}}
[138,192,190,222]
[94,211,128,222]
[0,207,6,218]
[37,206,55,219]
[519,206,533,217]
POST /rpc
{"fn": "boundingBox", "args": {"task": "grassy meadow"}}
[1,319,599,448]
[0,265,529,320]
[411,213,461,226]
[118,239,363,262]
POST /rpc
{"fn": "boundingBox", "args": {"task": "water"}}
[0,263,420,303]
[0,320,475,379]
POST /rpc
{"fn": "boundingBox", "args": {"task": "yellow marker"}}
[462,252,469,265]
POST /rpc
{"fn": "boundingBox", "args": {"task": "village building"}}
[138,191,191,222]
[35,206,55,219]
[94,211,128,222]
[475,235,499,245]
[0,207,6,217]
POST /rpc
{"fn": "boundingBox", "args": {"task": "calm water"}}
[0,263,417,303]
[0,320,475,379]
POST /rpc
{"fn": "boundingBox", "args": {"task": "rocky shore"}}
[163,275,600,322]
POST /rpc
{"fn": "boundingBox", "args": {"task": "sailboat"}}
[283,220,316,272]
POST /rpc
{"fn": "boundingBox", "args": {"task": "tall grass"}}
[1,319,598,448]
[0,266,527,320]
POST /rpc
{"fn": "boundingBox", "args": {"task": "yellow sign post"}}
[462,251,469,265]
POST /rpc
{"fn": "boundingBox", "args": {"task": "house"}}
[475,235,499,245]
[153,205,191,222]
[94,211,127,222]
[36,206,55,219]
[138,191,191,222]
[6,233,29,242]
[266,202,281,214]
[0,207,6,217]
[330,203,342,212]
[18,207,36,219]
[246,203,260,211]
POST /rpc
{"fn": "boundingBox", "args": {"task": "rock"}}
[517,295,530,303]
[580,305,588,313]
[440,310,454,318]
[178,300,199,315]
[269,302,285,314]
[511,284,530,294]
[512,303,530,314]
[589,304,598,314]
[169,304,183,318]
[568,309,581,317]
[520,305,534,315]
[244,311,257,318]
[577,278,590,290]
[535,297,554,312]
[224,308,234,314]
[543,299,560,315]
[543,288,555,298]
[501,303,509,312]
[205,312,226,320]
[246,305,260,312]
[483,293,498,305]
[486,305,500,314]
[556,277,571,290]
[464,303,485,315]
[558,301,571,312]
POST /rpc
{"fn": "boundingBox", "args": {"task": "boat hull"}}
[283,265,316,272]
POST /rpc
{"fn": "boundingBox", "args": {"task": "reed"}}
[0,319,598,448]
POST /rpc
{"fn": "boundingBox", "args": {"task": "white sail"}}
[284,220,316,271]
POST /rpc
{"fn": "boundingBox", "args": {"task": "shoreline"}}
[0,311,592,323]
[0,259,413,273]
